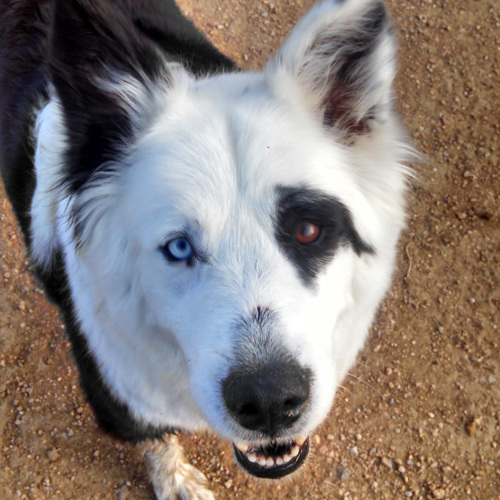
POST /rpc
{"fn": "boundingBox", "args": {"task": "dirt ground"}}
[0,0,498,499]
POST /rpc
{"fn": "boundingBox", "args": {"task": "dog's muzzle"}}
[222,360,311,478]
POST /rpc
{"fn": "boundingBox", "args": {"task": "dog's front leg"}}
[139,434,215,500]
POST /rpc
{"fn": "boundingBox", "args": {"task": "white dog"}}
[0,0,411,497]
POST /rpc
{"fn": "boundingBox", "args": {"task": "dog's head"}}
[42,0,409,478]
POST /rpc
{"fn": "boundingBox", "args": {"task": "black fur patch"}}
[130,1,234,77]
[274,186,373,284]
[0,0,52,237]
[49,0,169,195]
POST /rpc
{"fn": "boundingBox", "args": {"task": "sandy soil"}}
[0,0,498,499]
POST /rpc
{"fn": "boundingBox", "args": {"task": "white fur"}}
[31,0,411,481]
[140,435,215,500]
[31,98,65,267]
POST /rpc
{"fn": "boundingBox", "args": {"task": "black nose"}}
[222,360,311,437]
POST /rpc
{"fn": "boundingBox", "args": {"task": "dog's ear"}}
[266,0,395,139]
[49,0,169,193]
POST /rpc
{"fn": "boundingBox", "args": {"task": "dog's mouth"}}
[233,435,309,479]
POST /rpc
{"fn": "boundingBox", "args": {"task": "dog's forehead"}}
[153,73,341,186]
[124,73,361,241]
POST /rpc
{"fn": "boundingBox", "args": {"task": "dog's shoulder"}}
[0,1,52,234]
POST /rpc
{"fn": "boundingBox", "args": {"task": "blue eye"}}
[162,237,194,262]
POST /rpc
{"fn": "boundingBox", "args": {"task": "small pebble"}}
[337,466,351,481]
[466,418,478,436]
[46,448,60,462]
[117,485,129,500]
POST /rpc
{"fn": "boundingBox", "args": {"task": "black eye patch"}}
[273,186,373,284]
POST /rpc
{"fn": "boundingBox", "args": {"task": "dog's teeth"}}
[276,457,284,466]
[248,453,257,463]
[236,442,249,453]
[265,457,274,467]
[257,457,267,467]
[291,445,300,458]
[296,435,307,446]
[283,453,292,463]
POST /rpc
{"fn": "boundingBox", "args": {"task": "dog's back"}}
[0,1,52,235]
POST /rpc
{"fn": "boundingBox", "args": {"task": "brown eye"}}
[295,221,320,244]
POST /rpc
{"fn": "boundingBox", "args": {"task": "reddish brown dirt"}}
[0,1,498,499]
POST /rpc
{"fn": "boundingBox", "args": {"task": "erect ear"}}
[49,0,170,193]
[265,0,396,139]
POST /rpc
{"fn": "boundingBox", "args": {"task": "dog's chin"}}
[232,436,309,479]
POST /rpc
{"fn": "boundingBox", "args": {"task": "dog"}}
[0,0,411,497]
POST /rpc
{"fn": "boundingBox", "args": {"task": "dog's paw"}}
[139,435,215,500]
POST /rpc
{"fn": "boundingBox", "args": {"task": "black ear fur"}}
[49,0,167,193]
